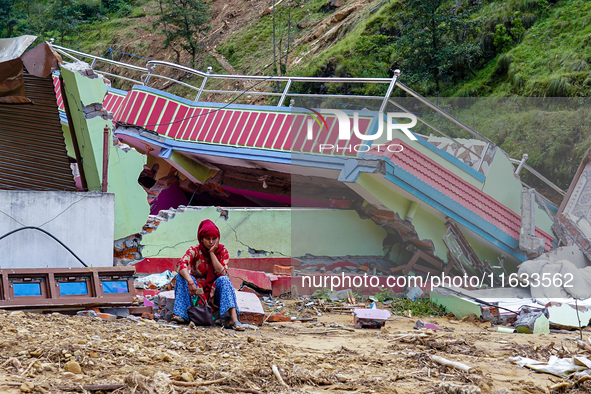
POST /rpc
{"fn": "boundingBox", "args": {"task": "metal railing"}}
[51,44,564,204]
[510,156,566,197]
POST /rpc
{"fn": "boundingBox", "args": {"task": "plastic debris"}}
[406,286,424,301]
[414,319,441,330]
[135,271,175,289]
[510,355,587,377]
[353,308,390,329]
[514,306,550,335]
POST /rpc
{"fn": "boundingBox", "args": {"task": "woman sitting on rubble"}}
[171,219,245,330]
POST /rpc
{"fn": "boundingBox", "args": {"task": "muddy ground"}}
[0,300,590,394]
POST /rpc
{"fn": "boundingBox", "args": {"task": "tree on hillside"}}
[0,0,17,37]
[46,0,82,44]
[397,0,480,96]
[154,0,211,67]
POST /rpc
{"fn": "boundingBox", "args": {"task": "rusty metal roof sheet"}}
[0,70,77,191]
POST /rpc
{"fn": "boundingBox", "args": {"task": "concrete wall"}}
[0,190,114,268]
[60,64,150,240]
[480,149,554,235]
[140,206,387,259]
[108,145,150,239]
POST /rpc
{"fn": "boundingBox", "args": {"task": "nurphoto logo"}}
[305,109,417,153]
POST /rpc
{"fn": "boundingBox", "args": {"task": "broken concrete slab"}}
[547,302,591,329]
[328,289,353,301]
[152,290,175,321]
[518,259,591,299]
[235,290,265,326]
[430,288,482,320]
[414,319,440,330]
[406,286,424,301]
[535,245,590,269]
[353,308,390,329]
[515,311,550,335]
[520,188,546,256]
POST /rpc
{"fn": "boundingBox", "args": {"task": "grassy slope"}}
[458,0,591,97]
[75,0,591,189]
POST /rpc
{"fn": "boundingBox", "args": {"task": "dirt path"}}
[1,305,587,393]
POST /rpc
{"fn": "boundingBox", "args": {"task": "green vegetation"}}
[153,0,210,66]
[0,0,137,46]
[389,297,448,317]
[396,0,481,96]
[217,0,327,75]
[2,0,590,189]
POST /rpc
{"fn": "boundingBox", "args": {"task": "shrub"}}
[493,24,513,51]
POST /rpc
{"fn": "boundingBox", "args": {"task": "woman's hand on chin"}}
[209,239,219,254]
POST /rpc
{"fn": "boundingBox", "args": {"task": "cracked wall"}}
[60,62,110,191]
[139,207,387,260]
[60,63,149,241]
[0,190,114,268]
[109,142,149,239]
[354,173,509,268]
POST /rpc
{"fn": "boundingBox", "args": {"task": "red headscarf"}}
[197,219,225,261]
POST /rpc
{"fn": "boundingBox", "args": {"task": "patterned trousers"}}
[173,274,239,321]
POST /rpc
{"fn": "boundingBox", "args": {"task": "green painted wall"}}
[355,173,513,272]
[60,65,150,240]
[482,150,523,214]
[60,67,108,191]
[430,290,482,319]
[60,123,76,159]
[142,208,290,259]
[355,173,450,260]
[141,207,387,259]
[291,209,387,257]
[108,146,150,239]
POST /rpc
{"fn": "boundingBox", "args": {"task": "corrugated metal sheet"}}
[0,71,77,191]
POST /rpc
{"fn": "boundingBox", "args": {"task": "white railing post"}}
[379,69,400,113]
[195,66,212,102]
[277,79,292,107]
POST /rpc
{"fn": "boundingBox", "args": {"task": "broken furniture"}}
[443,219,503,286]
[390,244,453,276]
[0,267,135,309]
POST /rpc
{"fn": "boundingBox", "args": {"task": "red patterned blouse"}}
[177,245,230,301]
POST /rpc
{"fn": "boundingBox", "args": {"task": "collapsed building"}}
[1,37,589,329]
